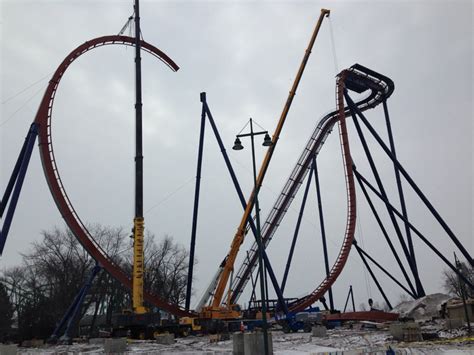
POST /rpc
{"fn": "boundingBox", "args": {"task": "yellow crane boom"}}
[201,8,331,319]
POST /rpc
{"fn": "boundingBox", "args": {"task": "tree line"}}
[0,225,190,341]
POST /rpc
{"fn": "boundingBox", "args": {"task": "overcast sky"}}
[1,0,472,311]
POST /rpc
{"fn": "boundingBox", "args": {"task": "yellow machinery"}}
[132,0,147,316]
[179,317,202,335]
[200,8,331,320]
[132,217,147,314]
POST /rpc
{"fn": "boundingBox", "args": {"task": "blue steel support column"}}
[61,264,102,343]
[312,156,334,310]
[48,289,84,343]
[204,102,288,314]
[382,99,424,297]
[248,270,259,307]
[345,91,420,297]
[353,167,474,290]
[350,285,356,312]
[49,263,102,343]
[185,92,207,311]
[343,286,356,312]
[281,165,314,293]
[247,251,258,306]
[264,257,270,311]
[345,92,473,267]
[0,133,28,218]
[352,240,417,298]
[0,123,38,255]
[355,245,393,310]
[343,286,351,312]
[353,164,417,295]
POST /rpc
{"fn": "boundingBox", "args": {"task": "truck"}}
[277,307,323,333]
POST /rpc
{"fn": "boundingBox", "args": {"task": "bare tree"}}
[0,225,191,340]
[0,282,14,341]
[443,262,473,298]
[144,234,190,306]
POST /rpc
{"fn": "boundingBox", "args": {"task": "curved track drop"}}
[227,65,394,311]
[34,35,193,317]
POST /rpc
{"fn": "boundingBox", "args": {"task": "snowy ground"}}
[16,326,473,354]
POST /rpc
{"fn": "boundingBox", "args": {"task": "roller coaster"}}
[1,5,472,338]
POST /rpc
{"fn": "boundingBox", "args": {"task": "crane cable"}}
[2,71,54,105]
[328,16,339,75]
[330,12,374,302]
[0,84,47,127]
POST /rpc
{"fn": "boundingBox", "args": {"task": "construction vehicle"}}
[199,7,331,322]
[277,307,323,333]
[178,317,202,336]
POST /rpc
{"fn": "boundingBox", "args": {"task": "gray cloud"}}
[1,0,472,310]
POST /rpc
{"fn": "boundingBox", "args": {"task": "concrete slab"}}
[445,318,464,329]
[104,338,127,354]
[312,325,327,337]
[0,344,18,355]
[243,331,273,355]
[20,339,43,348]
[232,332,244,355]
[155,333,174,345]
[389,322,422,342]
[88,337,106,345]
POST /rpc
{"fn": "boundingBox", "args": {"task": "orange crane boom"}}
[200,8,330,319]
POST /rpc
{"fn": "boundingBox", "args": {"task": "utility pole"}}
[132,0,146,314]
[232,118,273,355]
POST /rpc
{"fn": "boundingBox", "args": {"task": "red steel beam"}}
[325,311,399,322]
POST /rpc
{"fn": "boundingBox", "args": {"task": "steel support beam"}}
[353,239,417,299]
[0,123,38,255]
[345,92,473,267]
[281,164,314,293]
[185,92,207,311]
[312,156,334,310]
[203,99,288,314]
[345,91,422,297]
[0,132,28,218]
[382,99,423,296]
[354,167,474,290]
[355,246,393,310]
[354,165,417,295]
[49,264,102,343]
[343,285,355,312]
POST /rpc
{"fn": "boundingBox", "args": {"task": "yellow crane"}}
[200,8,331,320]
[132,0,147,315]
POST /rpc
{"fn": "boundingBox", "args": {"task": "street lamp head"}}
[262,133,273,147]
[232,137,244,150]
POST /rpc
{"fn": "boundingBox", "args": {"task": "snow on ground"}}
[16,327,473,354]
[392,293,452,321]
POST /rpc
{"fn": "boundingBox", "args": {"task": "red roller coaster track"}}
[34,33,394,318]
[223,65,394,311]
[34,35,193,318]
[288,67,393,312]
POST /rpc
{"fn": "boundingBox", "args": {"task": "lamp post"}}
[233,118,272,355]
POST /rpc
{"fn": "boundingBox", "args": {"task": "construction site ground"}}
[16,325,473,354]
